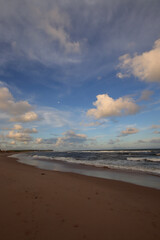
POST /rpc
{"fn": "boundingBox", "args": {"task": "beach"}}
[0,152,160,240]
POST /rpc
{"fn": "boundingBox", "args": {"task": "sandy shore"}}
[0,152,160,240]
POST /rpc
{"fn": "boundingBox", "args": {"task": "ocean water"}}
[11,149,160,189]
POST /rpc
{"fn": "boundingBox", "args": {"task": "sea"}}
[11,149,160,189]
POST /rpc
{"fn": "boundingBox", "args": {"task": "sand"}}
[0,152,160,240]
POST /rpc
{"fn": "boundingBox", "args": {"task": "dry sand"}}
[0,152,160,240]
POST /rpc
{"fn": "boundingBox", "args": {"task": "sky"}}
[0,0,160,150]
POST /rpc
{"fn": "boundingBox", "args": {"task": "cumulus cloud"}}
[23,128,38,134]
[36,138,43,144]
[10,112,38,123]
[7,130,33,142]
[87,94,140,119]
[119,127,139,137]
[0,87,38,122]
[56,130,87,147]
[1,124,38,134]
[35,130,89,149]
[36,137,57,145]
[13,124,23,130]
[6,124,38,142]
[0,87,32,114]
[1,123,38,146]
[117,39,160,82]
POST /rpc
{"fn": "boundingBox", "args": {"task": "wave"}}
[77,150,152,153]
[10,153,160,177]
[32,155,108,168]
[31,155,160,175]
[127,157,160,162]
[104,165,160,176]
[33,154,160,164]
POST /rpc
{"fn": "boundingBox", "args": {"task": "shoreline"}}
[11,151,160,190]
[0,152,160,240]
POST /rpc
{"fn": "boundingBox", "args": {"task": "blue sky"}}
[0,0,160,150]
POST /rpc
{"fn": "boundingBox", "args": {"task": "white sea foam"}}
[33,155,54,160]
[31,155,160,176]
[79,150,152,153]
[10,151,160,179]
[10,152,160,189]
[33,155,76,162]
[127,157,160,162]
[105,165,160,175]
[32,155,106,167]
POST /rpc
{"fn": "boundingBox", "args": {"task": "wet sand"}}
[0,152,160,240]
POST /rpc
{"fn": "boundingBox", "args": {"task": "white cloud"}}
[10,112,38,123]
[35,130,89,149]
[13,124,22,130]
[116,72,129,79]
[5,124,38,144]
[7,130,33,142]
[0,87,32,115]
[119,127,139,137]
[36,138,43,144]
[23,128,38,134]
[87,93,140,119]
[0,122,40,149]
[56,130,87,147]
[118,39,160,82]
[36,137,57,145]
[0,87,38,122]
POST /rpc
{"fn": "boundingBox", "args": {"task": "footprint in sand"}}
[74,224,79,228]
[25,230,32,236]
[16,211,21,216]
